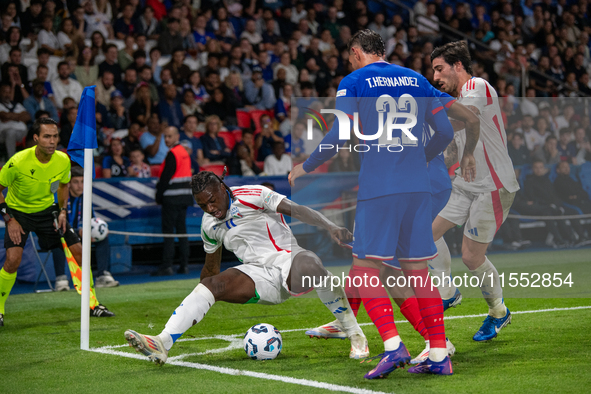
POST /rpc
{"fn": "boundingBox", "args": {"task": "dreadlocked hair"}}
[191,167,234,199]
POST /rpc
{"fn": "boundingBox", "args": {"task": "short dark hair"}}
[106,43,118,52]
[32,118,58,136]
[347,29,385,57]
[9,47,21,56]
[260,182,275,191]
[34,110,50,119]
[71,165,84,178]
[57,60,69,70]
[300,81,314,90]
[37,47,51,56]
[431,41,473,75]
[545,135,557,143]
[133,50,146,59]
[559,128,571,136]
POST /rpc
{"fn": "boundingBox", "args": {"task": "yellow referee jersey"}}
[0,147,71,214]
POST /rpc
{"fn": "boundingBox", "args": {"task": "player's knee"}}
[461,246,482,268]
[200,275,227,299]
[293,251,326,277]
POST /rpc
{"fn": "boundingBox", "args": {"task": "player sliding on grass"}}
[429,41,520,341]
[0,118,114,327]
[124,171,368,365]
[290,30,456,377]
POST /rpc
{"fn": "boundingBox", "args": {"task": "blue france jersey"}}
[303,62,454,200]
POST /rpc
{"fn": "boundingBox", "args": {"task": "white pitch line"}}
[92,305,591,394]
[89,347,390,394]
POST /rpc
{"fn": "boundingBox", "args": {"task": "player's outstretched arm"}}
[447,101,479,182]
[200,247,222,280]
[276,198,352,245]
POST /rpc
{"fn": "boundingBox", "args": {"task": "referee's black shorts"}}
[5,204,81,250]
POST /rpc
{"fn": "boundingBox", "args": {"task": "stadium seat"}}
[218,131,236,150]
[95,164,102,179]
[250,110,269,134]
[232,129,243,143]
[236,110,252,129]
[150,164,161,177]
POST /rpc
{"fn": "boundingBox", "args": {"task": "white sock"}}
[383,335,401,351]
[315,273,362,337]
[159,283,216,351]
[429,237,456,299]
[429,347,447,362]
[469,257,506,318]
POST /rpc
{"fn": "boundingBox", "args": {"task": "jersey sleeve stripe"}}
[482,142,504,190]
[444,99,456,108]
[492,115,505,146]
[238,198,264,210]
[431,106,444,115]
[485,83,493,106]
[266,223,291,253]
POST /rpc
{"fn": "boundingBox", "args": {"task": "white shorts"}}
[438,186,515,243]
[234,248,305,305]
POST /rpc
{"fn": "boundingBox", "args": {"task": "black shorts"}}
[5,205,81,250]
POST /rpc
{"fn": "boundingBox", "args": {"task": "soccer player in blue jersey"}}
[290,30,458,377]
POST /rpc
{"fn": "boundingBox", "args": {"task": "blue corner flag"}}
[68,86,98,178]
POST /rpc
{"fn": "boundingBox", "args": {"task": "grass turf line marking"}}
[89,347,390,394]
[92,306,591,393]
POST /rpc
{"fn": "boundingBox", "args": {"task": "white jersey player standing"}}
[430,41,520,341]
[124,171,368,364]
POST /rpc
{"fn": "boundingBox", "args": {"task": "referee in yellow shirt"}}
[0,118,114,327]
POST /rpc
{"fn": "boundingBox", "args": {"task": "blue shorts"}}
[352,192,438,268]
[431,188,452,221]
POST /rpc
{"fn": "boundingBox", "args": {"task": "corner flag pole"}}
[67,86,98,350]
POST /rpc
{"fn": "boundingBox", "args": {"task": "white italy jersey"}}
[454,77,520,193]
[201,185,299,265]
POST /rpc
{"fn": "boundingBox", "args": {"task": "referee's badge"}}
[50,180,59,194]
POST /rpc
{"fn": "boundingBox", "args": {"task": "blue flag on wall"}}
[68,86,98,178]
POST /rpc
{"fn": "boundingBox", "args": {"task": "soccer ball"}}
[243,323,282,360]
[90,217,109,242]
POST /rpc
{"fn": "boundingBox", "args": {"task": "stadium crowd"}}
[0,0,590,250]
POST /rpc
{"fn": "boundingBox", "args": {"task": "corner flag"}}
[68,85,98,350]
[68,86,98,177]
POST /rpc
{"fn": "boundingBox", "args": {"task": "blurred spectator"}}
[224,70,247,108]
[98,44,122,85]
[508,132,530,167]
[118,35,136,71]
[329,145,359,172]
[20,0,44,38]
[274,51,299,86]
[533,135,560,165]
[523,160,585,245]
[285,120,306,160]
[59,104,76,147]
[520,115,541,152]
[23,79,58,122]
[255,114,283,161]
[117,68,138,100]
[554,161,591,216]
[274,83,292,125]
[122,123,143,157]
[105,90,129,130]
[520,87,539,117]
[102,138,132,178]
[0,82,30,159]
[29,48,55,82]
[137,66,160,103]
[0,26,21,65]
[135,6,160,39]
[154,126,192,276]
[179,114,205,166]
[57,18,80,57]
[129,84,155,126]
[128,48,148,72]
[264,141,292,175]
[95,70,116,107]
[202,87,237,126]
[158,84,184,129]
[245,67,276,110]
[83,0,113,39]
[230,133,261,176]
[140,113,168,164]
[180,89,201,118]
[129,148,151,178]
[1,48,29,104]
[149,47,162,85]
[52,61,82,110]
[114,3,136,40]
[90,31,108,65]
[164,48,191,86]
[554,104,574,131]
[38,15,62,56]
[573,127,591,165]
[157,18,183,55]
[200,115,231,163]
[557,128,577,163]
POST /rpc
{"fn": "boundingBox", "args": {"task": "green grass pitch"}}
[2,249,591,393]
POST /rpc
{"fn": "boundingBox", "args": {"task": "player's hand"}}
[289,163,306,187]
[58,210,67,234]
[460,153,476,182]
[329,226,353,246]
[7,219,25,245]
